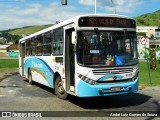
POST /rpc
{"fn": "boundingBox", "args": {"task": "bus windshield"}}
[77,31,138,67]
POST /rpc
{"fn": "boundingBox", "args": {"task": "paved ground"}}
[0,72,18,82]
[0,74,160,120]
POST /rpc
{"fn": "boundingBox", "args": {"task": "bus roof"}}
[19,14,132,42]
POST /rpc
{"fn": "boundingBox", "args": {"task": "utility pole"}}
[61,0,67,5]
[95,0,97,14]
[111,0,116,14]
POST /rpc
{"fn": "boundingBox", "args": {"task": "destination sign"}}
[78,17,136,28]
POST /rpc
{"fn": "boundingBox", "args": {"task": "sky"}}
[0,0,160,31]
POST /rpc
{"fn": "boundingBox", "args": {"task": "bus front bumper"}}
[77,78,139,97]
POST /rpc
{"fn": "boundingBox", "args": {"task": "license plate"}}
[111,87,121,91]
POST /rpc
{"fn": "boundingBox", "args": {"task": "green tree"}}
[12,35,22,44]
[143,47,160,70]
[137,32,146,37]
[0,32,22,44]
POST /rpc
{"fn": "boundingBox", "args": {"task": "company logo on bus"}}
[113,76,117,81]
[31,61,43,68]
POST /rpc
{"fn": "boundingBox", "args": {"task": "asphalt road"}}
[0,74,160,119]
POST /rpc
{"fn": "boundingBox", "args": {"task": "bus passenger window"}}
[52,32,55,42]
[31,47,36,56]
[44,32,51,44]
[26,48,30,56]
[36,35,43,56]
[44,44,51,55]
[37,35,43,46]
[37,46,43,56]
[26,39,30,47]
[59,42,63,54]
[53,42,63,55]
[31,38,36,46]
[52,29,64,55]
[43,32,51,56]
[26,39,30,56]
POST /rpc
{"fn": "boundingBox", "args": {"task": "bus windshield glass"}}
[77,31,138,66]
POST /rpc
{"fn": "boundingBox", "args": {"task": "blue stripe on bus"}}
[24,58,54,88]
[77,78,139,97]
[98,74,124,81]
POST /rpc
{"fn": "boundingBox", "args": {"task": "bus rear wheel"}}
[28,69,33,85]
[55,76,68,99]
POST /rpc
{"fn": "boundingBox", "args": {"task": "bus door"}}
[19,42,25,77]
[65,26,76,93]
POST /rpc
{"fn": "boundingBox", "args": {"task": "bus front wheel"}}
[55,76,68,99]
[28,69,33,85]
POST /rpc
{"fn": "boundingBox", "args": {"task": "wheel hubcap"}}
[57,82,64,94]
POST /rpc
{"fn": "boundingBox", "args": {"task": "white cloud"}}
[79,0,143,13]
[0,2,84,30]
[0,0,143,31]
[79,0,95,6]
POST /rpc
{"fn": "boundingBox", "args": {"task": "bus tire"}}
[28,69,33,85]
[55,76,68,99]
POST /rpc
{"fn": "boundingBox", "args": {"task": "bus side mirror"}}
[72,31,76,44]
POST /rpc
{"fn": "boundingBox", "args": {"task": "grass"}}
[8,24,52,36]
[138,62,160,87]
[0,59,19,73]
[0,59,19,82]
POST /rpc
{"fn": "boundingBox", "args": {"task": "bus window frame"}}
[52,28,64,56]
[43,31,52,56]
[36,35,44,56]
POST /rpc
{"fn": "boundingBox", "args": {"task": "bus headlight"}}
[132,71,139,81]
[77,73,96,85]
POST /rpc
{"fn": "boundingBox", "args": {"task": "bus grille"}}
[97,79,133,83]
[92,67,133,75]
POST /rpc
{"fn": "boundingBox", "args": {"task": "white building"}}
[136,26,158,37]
[0,37,7,44]
[0,45,10,52]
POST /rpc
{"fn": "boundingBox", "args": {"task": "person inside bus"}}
[103,41,118,66]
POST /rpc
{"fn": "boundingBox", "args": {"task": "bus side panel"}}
[19,55,22,76]
[24,57,54,88]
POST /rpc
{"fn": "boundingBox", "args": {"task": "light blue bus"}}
[19,14,139,99]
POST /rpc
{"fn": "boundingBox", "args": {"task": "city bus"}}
[19,14,139,99]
